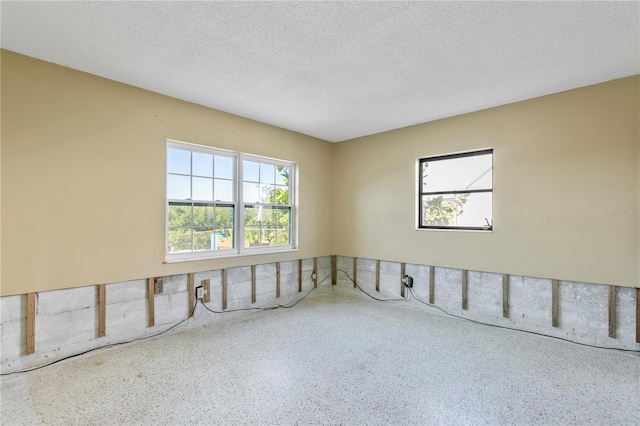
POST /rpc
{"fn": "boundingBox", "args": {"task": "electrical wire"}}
[336,269,408,302]
[337,268,638,354]
[406,288,639,354]
[199,273,331,314]
[1,299,200,376]
[2,274,333,376]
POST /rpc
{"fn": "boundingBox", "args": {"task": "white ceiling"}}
[1,1,638,143]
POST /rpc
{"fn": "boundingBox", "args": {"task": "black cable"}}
[407,288,640,354]
[2,274,332,376]
[1,299,200,376]
[199,273,331,314]
[336,268,408,302]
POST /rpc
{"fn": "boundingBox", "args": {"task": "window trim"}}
[418,148,493,231]
[165,140,296,262]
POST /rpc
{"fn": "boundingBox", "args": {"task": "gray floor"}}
[1,289,639,425]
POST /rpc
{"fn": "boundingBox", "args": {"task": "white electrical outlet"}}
[196,286,204,299]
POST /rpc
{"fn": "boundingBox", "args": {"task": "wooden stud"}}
[461,269,468,310]
[375,260,380,292]
[636,288,640,344]
[202,279,211,304]
[147,278,155,327]
[298,259,303,293]
[26,293,36,355]
[429,266,435,304]
[222,269,227,310]
[608,285,616,338]
[502,275,509,318]
[353,257,357,288]
[276,262,281,298]
[188,273,195,317]
[251,265,257,303]
[400,263,406,298]
[552,279,559,328]
[313,257,318,288]
[331,255,337,285]
[98,284,106,337]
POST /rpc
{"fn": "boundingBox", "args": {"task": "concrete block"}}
[227,266,251,284]
[162,274,188,295]
[0,320,25,360]
[37,286,97,315]
[317,256,331,270]
[379,272,400,298]
[1,295,25,323]
[37,306,97,345]
[155,292,190,326]
[255,263,276,279]
[467,271,502,318]
[279,261,296,274]
[302,258,314,272]
[434,267,462,310]
[337,256,352,272]
[520,277,553,327]
[380,261,401,275]
[107,279,147,304]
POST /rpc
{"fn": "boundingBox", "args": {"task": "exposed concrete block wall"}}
[0,257,332,374]
[334,256,639,351]
[2,254,636,373]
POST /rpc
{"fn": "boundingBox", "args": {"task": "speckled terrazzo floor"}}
[1,290,639,426]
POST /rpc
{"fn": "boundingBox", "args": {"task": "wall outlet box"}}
[196,286,204,299]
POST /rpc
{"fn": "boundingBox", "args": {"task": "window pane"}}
[262,228,277,246]
[275,207,291,228]
[260,163,275,185]
[421,192,492,228]
[244,206,260,226]
[193,204,214,227]
[215,206,234,229]
[243,182,260,203]
[192,177,213,201]
[215,155,233,179]
[276,166,289,185]
[167,174,191,200]
[277,227,290,245]
[422,153,492,193]
[168,228,191,253]
[260,207,275,226]
[272,185,289,205]
[243,160,259,182]
[213,228,234,250]
[214,179,234,202]
[193,228,215,252]
[260,184,276,204]
[167,148,190,175]
[244,228,260,248]
[168,203,192,227]
[192,152,213,177]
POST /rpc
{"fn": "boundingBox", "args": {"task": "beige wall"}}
[2,49,638,295]
[1,50,334,296]
[334,76,639,288]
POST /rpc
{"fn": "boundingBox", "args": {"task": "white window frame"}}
[166,140,296,262]
[417,149,493,231]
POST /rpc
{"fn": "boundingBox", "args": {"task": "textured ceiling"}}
[1,1,638,142]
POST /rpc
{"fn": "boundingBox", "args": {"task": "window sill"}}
[163,247,299,264]
[416,227,493,233]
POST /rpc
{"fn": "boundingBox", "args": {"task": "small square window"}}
[419,149,493,230]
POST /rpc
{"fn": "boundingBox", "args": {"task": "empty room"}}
[1,1,639,425]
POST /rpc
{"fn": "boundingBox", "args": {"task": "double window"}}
[419,149,493,230]
[166,141,295,260]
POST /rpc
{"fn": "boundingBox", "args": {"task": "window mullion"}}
[237,155,244,253]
